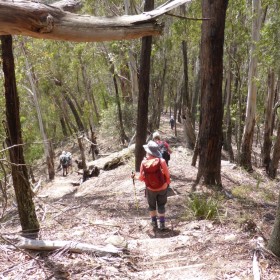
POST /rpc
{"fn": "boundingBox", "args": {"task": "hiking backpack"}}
[158,142,170,162]
[61,155,69,167]
[142,158,166,189]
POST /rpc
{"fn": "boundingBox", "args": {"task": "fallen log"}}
[18,238,122,255]
[88,144,135,171]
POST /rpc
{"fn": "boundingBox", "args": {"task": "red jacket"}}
[139,155,170,191]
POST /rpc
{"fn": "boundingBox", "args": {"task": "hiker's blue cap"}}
[143,140,162,158]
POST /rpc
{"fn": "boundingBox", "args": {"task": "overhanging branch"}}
[0,0,192,42]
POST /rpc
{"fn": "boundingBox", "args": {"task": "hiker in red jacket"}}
[132,140,170,230]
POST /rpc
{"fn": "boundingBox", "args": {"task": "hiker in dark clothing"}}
[153,131,172,166]
[170,116,175,130]
[132,140,170,230]
[59,151,72,176]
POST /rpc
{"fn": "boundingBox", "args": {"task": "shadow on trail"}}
[146,228,181,239]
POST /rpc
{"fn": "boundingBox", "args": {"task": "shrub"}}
[188,193,220,220]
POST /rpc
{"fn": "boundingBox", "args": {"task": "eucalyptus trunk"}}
[22,43,55,180]
[109,60,129,145]
[181,40,195,149]
[135,0,154,171]
[268,190,280,257]
[64,92,85,132]
[196,0,228,187]
[149,57,167,131]
[268,105,280,179]
[77,136,89,182]
[80,56,100,127]
[191,59,200,127]
[240,0,261,171]
[1,35,40,236]
[262,70,276,171]
[223,59,234,162]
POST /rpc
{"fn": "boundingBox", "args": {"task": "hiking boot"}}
[159,222,166,231]
[151,220,158,229]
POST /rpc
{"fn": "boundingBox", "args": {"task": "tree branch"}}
[0,0,192,42]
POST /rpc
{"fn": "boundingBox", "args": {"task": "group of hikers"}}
[58,116,175,231]
[132,130,173,231]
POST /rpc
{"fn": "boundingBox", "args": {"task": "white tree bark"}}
[240,0,262,169]
[0,0,191,42]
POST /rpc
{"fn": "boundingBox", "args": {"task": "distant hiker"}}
[170,116,175,130]
[59,151,72,176]
[153,131,172,166]
[132,140,170,230]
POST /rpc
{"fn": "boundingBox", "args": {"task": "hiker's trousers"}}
[146,188,167,214]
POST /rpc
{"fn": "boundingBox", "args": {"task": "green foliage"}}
[24,142,44,164]
[186,193,221,220]
[99,103,136,141]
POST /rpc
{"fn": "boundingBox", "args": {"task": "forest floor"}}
[1,115,280,279]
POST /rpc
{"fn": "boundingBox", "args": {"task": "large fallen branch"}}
[0,0,191,42]
[18,238,122,255]
[88,144,135,171]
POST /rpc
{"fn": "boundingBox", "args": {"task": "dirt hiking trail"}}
[1,115,280,279]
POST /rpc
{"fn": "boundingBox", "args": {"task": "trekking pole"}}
[131,171,139,212]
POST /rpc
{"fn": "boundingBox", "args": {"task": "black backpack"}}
[158,142,170,162]
[61,155,69,166]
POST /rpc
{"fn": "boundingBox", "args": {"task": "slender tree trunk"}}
[22,43,55,180]
[223,57,234,162]
[268,190,280,256]
[124,0,139,104]
[156,58,167,128]
[1,35,40,236]
[235,67,243,163]
[262,69,276,171]
[135,0,154,171]
[240,0,261,171]
[89,128,98,160]
[109,59,129,145]
[191,58,200,127]
[77,136,88,182]
[79,56,100,124]
[149,57,167,131]
[174,78,183,137]
[64,92,85,132]
[196,0,228,187]
[182,40,190,110]
[181,40,195,149]
[182,107,196,149]
[268,109,280,179]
